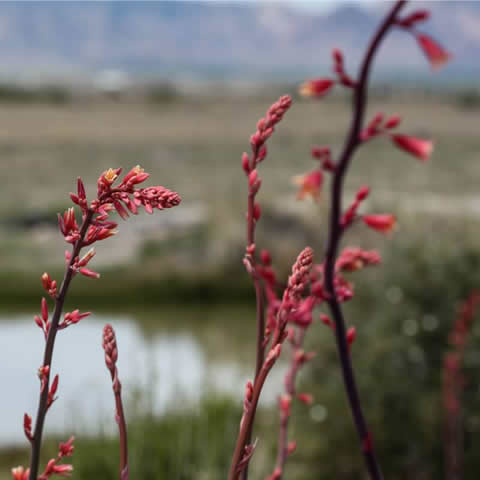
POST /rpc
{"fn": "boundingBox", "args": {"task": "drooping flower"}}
[293,170,323,201]
[391,134,433,162]
[363,214,397,234]
[299,78,334,98]
[416,33,451,69]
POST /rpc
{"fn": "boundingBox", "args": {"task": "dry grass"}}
[0,94,478,272]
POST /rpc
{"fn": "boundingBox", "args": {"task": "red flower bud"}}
[391,134,433,161]
[363,214,396,234]
[299,78,334,98]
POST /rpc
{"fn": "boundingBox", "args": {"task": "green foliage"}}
[72,396,240,480]
[0,84,70,104]
[454,89,480,110]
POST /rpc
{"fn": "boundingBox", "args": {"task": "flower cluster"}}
[13,437,74,480]
[361,112,433,161]
[395,9,451,68]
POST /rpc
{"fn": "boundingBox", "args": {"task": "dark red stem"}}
[28,209,95,480]
[323,2,407,480]
[110,370,129,479]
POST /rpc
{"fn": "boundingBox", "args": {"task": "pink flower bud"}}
[297,393,314,405]
[299,78,334,98]
[47,374,59,409]
[113,200,129,220]
[363,214,397,234]
[347,326,356,348]
[311,146,330,159]
[250,132,262,149]
[77,178,86,199]
[265,343,282,367]
[397,10,430,28]
[279,394,292,417]
[384,115,401,129]
[41,298,48,322]
[332,48,343,66]
[23,414,32,442]
[59,436,75,457]
[287,441,297,455]
[260,249,272,266]
[248,169,258,187]
[79,268,100,279]
[320,313,332,327]
[257,145,267,162]
[241,152,250,174]
[356,185,370,201]
[253,203,261,221]
[391,134,433,161]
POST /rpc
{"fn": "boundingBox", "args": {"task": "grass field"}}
[0,92,478,280]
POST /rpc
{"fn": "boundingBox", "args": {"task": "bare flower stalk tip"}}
[20,166,180,480]
[103,324,129,480]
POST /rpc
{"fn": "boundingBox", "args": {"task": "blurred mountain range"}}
[0,1,477,83]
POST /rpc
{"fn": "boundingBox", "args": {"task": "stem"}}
[322,2,406,480]
[228,356,275,480]
[28,209,94,480]
[111,371,129,479]
[242,172,266,480]
[247,190,266,380]
[274,328,306,477]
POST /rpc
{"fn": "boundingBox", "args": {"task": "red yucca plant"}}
[10,1,453,480]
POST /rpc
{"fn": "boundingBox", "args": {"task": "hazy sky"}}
[176,0,373,12]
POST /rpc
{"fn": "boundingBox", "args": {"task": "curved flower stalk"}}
[294,1,451,479]
[14,166,180,480]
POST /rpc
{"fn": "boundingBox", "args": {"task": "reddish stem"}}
[274,328,306,477]
[28,209,95,480]
[228,351,278,480]
[322,2,407,480]
[242,152,266,480]
[111,368,129,479]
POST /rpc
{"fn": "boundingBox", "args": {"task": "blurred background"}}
[1,1,480,479]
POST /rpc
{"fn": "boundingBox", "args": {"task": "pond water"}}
[0,307,286,447]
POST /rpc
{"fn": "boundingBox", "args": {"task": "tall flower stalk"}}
[15,166,180,480]
[296,1,450,478]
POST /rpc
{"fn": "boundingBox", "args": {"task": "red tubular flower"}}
[391,134,433,161]
[299,78,334,98]
[416,33,451,69]
[363,214,397,234]
[293,169,323,201]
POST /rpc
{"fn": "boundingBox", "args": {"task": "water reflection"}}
[0,309,285,446]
